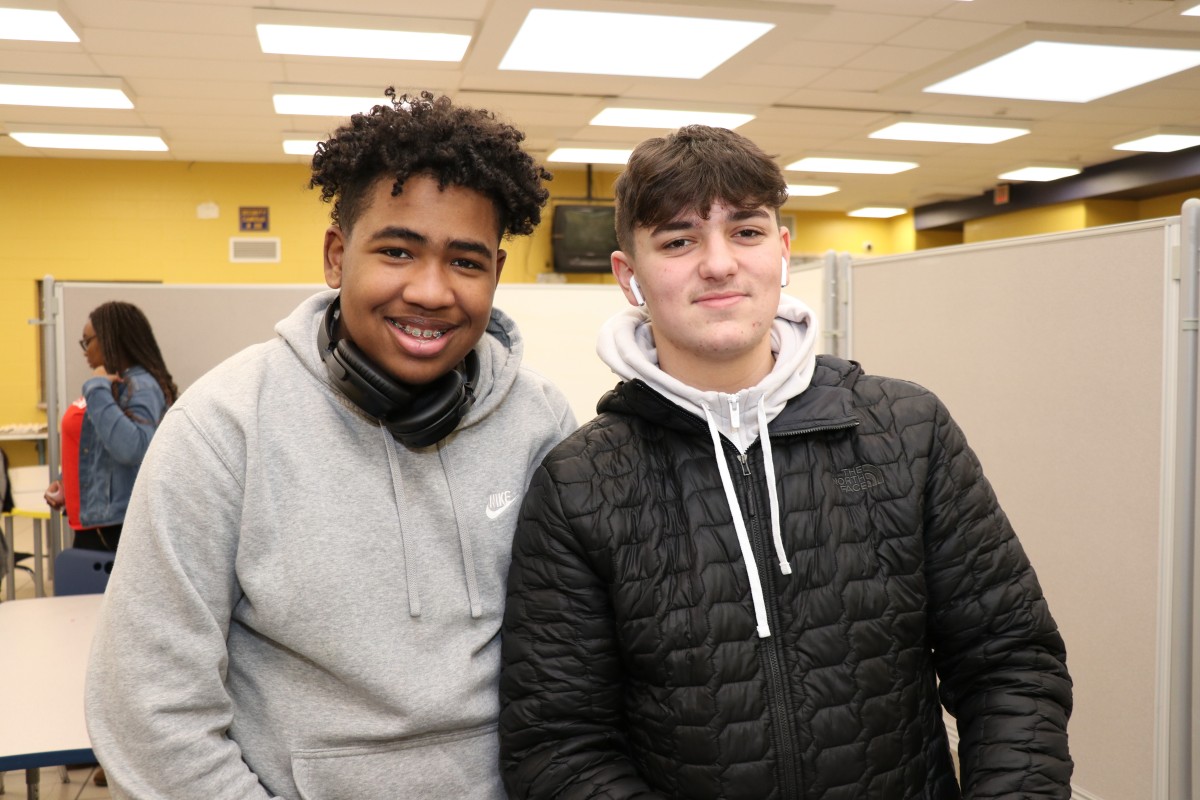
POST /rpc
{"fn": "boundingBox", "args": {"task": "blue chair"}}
[53,548,114,595]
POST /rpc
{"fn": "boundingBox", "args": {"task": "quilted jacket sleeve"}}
[500,463,667,800]
[921,395,1073,798]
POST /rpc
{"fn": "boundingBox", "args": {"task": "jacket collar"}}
[600,354,861,438]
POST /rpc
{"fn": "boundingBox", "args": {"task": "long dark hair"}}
[90,301,178,418]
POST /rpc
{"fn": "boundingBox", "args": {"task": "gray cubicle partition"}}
[53,281,625,429]
[848,215,1195,800]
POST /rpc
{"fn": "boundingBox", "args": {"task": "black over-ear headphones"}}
[318,296,478,448]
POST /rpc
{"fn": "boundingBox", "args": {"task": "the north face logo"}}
[836,465,883,493]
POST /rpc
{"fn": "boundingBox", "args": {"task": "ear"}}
[323,226,346,289]
[779,224,792,264]
[494,248,507,284]
[611,250,642,308]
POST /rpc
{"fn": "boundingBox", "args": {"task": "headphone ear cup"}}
[333,340,415,413]
[385,371,467,447]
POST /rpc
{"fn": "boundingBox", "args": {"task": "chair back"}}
[53,548,113,595]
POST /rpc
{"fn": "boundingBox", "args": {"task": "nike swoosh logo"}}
[485,496,516,520]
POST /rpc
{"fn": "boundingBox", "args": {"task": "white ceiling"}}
[3,0,1200,213]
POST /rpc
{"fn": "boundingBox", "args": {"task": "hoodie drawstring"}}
[382,424,421,617]
[440,445,484,619]
[702,403,771,638]
[758,402,793,578]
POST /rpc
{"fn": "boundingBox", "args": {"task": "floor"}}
[1,517,112,800]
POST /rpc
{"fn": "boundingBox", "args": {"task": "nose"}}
[401,259,455,309]
[697,236,738,281]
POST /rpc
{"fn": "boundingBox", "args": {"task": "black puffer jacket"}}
[500,356,1072,800]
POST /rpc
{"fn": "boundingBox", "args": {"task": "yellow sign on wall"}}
[239,206,270,231]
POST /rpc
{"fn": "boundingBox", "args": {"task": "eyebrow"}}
[649,207,772,236]
[367,226,493,258]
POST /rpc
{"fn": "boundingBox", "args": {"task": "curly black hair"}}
[310,88,551,239]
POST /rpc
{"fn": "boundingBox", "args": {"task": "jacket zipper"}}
[727,440,802,800]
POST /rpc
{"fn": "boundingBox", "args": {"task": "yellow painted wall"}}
[5,153,1199,467]
[1138,189,1200,219]
[964,201,1089,243]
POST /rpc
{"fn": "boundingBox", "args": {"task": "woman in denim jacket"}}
[45,301,177,552]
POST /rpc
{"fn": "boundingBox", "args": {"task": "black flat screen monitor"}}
[552,204,618,274]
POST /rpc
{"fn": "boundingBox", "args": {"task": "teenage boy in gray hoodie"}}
[499,126,1072,799]
[85,89,576,799]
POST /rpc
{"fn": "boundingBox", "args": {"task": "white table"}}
[0,594,102,798]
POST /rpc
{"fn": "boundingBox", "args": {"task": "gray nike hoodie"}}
[85,290,576,800]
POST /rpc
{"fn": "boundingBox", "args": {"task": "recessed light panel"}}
[11,132,167,151]
[786,157,917,175]
[0,82,132,109]
[0,8,78,42]
[786,184,839,197]
[870,121,1028,144]
[500,9,772,79]
[590,108,754,129]
[998,166,1080,182]
[1112,131,1200,152]
[283,139,321,156]
[848,207,907,218]
[274,94,383,116]
[547,147,632,165]
[1184,4,1200,15]
[256,24,469,61]
[925,41,1200,103]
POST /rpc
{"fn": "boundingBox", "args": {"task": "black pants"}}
[72,524,122,552]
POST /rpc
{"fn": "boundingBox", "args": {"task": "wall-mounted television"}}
[552,204,618,274]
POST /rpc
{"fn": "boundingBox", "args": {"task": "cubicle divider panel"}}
[848,219,1177,800]
[55,281,625,433]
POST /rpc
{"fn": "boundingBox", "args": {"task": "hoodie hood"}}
[596,293,820,639]
[597,293,819,449]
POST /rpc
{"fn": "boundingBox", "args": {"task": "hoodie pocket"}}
[291,723,500,800]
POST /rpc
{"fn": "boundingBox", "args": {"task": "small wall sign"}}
[239,206,270,231]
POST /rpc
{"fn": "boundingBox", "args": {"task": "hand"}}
[44,480,65,509]
[92,365,122,383]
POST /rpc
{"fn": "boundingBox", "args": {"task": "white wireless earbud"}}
[781,256,790,288]
[629,276,646,307]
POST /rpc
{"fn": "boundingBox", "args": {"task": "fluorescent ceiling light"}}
[786,157,917,175]
[283,139,321,156]
[10,131,167,151]
[0,81,132,109]
[274,93,383,116]
[786,184,839,197]
[848,207,907,218]
[925,41,1200,103]
[590,108,754,129]
[870,121,1028,144]
[547,147,632,165]
[0,7,79,42]
[998,166,1080,182]
[500,9,773,79]
[1183,4,1200,15]
[255,11,471,61]
[1112,128,1200,152]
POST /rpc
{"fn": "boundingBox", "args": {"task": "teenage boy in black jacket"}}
[499,125,1072,800]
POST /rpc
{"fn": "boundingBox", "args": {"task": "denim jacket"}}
[78,365,167,528]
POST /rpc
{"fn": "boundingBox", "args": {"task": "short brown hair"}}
[612,125,787,252]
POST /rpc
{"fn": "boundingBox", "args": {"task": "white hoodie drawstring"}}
[382,424,422,617]
[702,402,772,639]
[758,402,792,578]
